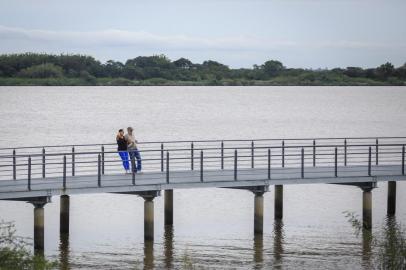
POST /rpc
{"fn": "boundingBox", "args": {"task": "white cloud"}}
[2,24,402,53]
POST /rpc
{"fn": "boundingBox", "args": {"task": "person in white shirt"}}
[125,126,142,173]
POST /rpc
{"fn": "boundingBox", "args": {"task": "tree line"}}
[0,53,405,85]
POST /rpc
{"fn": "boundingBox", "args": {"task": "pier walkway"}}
[0,137,405,252]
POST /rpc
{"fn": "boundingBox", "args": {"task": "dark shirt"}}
[117,137,128,151]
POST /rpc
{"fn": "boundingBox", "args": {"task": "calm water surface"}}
[0,86,406,269]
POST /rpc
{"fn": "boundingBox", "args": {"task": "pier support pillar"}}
[243,186,268,235]
[387,181,396,216]
[60,195,70,234]
[274,185,283,220]
[133,191,160,242]
[28,197,50,254]
[144,197,154,241]
[34,204,45,253]
[361,187,374,230]
[164,190,173,226]
[254,191,264,235]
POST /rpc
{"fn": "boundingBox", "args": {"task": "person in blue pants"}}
[116,129,130,173]
[125,126,142,173]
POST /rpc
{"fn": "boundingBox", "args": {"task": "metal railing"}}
[0,137,405,190]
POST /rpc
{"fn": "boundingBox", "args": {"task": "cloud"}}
[2,24,403,53]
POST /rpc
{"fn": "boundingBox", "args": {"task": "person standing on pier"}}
[116,129,130,173]
[125,126,142,173]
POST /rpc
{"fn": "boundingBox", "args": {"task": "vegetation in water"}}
[0,53,405,86]
[344,212,406,269]
[0,221,56,270]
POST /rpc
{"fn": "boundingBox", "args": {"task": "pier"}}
[0,137,405,253]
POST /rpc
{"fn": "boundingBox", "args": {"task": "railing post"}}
[72,147,75,176]
[268,148,271,180]
[221,141,224,170]
[282,141,285,168]
[200,150,203,182]
[131,157,136,185]
[251,141,254,169]
[101,145,105,175]
[368,146,372,176]
[344,139,347,166]
[234,149,238,181]
[42,148,45,178]
[28,156,31,191]
[63,155,66,189]
[13,149,16,180]
[335,147,338,177]
[191,142,194,171]
[161,143,164,172]
[402,145,405,176]
[312,140,316,167]
[301,148,304,179]
[166,151,170,183]
[375,139,379,166]
[98,154,101,187]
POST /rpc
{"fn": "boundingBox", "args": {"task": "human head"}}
[127,127,133,134]
[118,129,124,135]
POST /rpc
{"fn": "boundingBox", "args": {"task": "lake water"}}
[0,86,406,269]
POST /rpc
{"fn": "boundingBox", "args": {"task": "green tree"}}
[344,67,365,78]
[376,62,395,79]
[173,58,193,69]
[261,60,285,78]
[18,63,64,78]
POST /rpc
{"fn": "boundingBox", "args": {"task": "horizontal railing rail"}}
[0,137,405,193]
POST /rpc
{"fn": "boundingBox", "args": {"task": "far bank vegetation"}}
[0,53,405,86]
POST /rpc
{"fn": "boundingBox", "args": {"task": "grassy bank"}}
[1,76,404,86]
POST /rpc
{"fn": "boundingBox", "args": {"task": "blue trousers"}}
[118,151,130,170]
[129,148,142,172]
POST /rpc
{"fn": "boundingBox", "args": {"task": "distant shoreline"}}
[0,77,404,86]
[1,53,405,86]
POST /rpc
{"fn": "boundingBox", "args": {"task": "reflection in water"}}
[253,234,263,269]
[144,240,154,270]
[59,233,70,270]
[273,220,284,268]
[361,229,372,270]
[164,225,174,269]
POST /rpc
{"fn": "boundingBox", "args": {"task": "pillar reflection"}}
[164,225,174,269]
[59,233,70,270]
[273,220,284,268]
[361,229,372,269]
[143,240,154,270]
[253,234,263,269]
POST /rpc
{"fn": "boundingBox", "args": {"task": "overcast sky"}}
[0,0,405,68]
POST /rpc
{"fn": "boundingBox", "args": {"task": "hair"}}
[127,127,133,132]
[118,129,124,133]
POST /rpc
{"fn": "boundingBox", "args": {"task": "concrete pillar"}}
[254,192,264,235]
[144,197,154,241]
[274,185,283,220]
[60,195,70,234]
[362,189,373,230]
[387,181,396,216]
[31,200,48,254]
[34,205,44,252]
[164,190,173,226]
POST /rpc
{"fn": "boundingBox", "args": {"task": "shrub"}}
[18,63,64,78]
